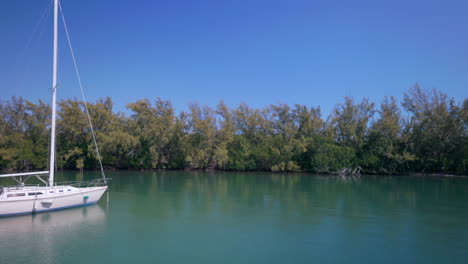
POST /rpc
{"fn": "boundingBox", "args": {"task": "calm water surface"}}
[1,171,468,263]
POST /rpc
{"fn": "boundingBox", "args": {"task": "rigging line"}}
[58,1,106,180]
[15,0,53,91]
[16,0,53,61]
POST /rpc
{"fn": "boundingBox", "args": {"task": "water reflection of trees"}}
[100,171,468,228]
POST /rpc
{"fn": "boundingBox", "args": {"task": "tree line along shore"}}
[0,84,466,175]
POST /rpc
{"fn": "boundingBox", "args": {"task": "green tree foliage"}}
[127,98,175,169]
[364,96,414,174]
[0,86,466,175]
[215,101,235,169]
[0,97,50,170]
[228,103,262,170]
[186,103,217,169]
[402,84,467,173]
[93,98,137,168]
[57,99,90,170]
[332,97,375,149]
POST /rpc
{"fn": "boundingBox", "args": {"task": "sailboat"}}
[0,0,109,217]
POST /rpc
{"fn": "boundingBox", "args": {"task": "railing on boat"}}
[1,178,111,190]
[1,184,41,191]
[55,178,111,188]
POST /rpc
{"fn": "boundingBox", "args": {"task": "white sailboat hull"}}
[0,0,110,218]
[0,186,107,217]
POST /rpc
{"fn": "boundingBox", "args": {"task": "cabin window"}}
[67,189,71,192]
[59,190,63,193]
[50,191,54,193]
[7,193,25,197]
[28,192,44,196]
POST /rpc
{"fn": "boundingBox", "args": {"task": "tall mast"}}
[49,0,58,186]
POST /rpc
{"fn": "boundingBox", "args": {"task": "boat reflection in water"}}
[0,204,107,263]
[0,203,106,234]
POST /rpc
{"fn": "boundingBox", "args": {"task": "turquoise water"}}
[1,171,468,263]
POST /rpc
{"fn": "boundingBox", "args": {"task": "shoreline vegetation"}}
[0,84,466,175]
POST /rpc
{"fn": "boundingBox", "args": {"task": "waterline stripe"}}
[0,201,98,217]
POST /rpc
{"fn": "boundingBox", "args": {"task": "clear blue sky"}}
[1,0,467,116]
